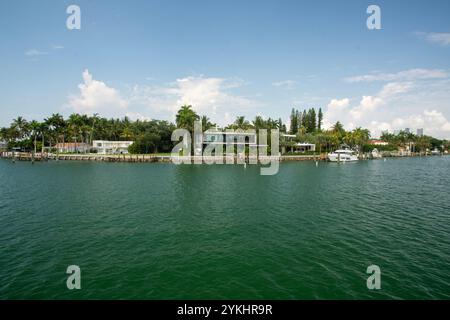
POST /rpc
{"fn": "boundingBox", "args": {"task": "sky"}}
[1,0,450,138]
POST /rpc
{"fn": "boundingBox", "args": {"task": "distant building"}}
[0,140,7,151]
[55,142,90,153]
[93,140,133,154]
[416,128,424,136]
[368,139,389,146]
[405,128,411,134]
[294,142,315,152]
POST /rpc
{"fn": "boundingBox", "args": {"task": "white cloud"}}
[64,74,257,124]
[25,49,48,56]
[344,68,448,83]
[68,69,128,117]
[323,95,383,131]
[322,98,350,129]
[350,82,412,121]
[329,67,450,138]
[129,75,258,126]
[328,98,350,109]
[52,45,64,50]
[415,32,450,46]
[368,110,450,138]
[323,79,450,138]
[272,80,297,90]
[378,82,413,97]
[349,96,384,120]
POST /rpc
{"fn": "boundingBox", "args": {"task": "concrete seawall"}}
[1,152,326,163]
[1,151,444,163]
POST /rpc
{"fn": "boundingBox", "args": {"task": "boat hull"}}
[328,153,358,162]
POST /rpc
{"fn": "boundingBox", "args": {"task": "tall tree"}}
[307,108,317,133]
[278,118,287,133]
[318,108,323,131]
[301,110,307,129]
[290,108,298,134]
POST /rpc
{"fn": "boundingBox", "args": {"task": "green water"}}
[0,157,449,299]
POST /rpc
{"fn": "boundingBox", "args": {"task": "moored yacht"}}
[328,146,359,162]
[431,148,440,155]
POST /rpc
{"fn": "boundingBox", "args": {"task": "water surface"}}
[0,157,449,299]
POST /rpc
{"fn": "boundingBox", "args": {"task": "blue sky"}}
[1,0,450,138]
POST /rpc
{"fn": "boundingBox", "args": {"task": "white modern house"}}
[93,140,134,154]
[197,129,267,156]
[281,134,315,153]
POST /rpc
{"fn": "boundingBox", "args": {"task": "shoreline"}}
[1,151,446,163]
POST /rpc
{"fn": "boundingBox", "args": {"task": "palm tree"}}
[29,120,40,155]
[233,116,251,130]
[175,105,199,154]
[252,116,265,130]
[315,132,328,155]
[332,121,345,134]
[39,122,49,153]
[325,130,341,151]
[201,115,215,130]
[175,105,199,132]
[351,127,370,156]
[416,135,431,155]
[45,113,66,146]
[67,114,85,152]
[0,127,9,143]
[89,113,99,144]
[120,125,134,140]
[12,116,29,140]
[68,114,82,141]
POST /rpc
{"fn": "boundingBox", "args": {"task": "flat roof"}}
[93,140,134,143]
[296,143,315,146]
[204,132,256,135]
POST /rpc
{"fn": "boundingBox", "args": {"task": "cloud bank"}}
[67,71,258,125]
[324,69,450,138]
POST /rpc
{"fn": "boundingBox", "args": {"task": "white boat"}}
[328,147,359,162]
[431,148,440,155]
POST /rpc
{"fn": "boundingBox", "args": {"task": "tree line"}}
[1,105,448,154]
[289,107,323,134]
[0,114,175,154]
